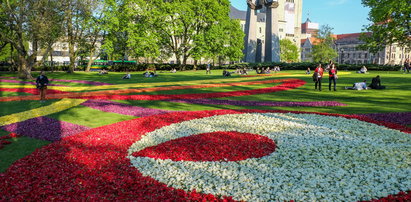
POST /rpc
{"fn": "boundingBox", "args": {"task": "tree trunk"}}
[193,59,198,71]
[85,49,96,72]
[18,56,34,80]
[67,6,75,74]
[68,40,76,73]
[181,54,188,71]
[176,53,183,71]
[51,51,54,72]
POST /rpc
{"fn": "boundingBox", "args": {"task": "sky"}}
[229,0,371,34]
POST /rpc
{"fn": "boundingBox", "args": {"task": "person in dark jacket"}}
[36,71,49,101]
[369,75,386,89]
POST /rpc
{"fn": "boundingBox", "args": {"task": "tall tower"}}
[264,1,280,62]
[243,0,303,63]
[244,0,263,63]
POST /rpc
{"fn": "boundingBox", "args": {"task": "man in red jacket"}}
[329,64,337,91]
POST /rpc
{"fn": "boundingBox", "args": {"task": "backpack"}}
[312,72,318,81]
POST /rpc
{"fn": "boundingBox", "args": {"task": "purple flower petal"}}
[81,100,174,117]
[1,117,90,142]
[357,112,411,126]
[0,79,67,87]
[0,76,112,86]
[166,99,347,107]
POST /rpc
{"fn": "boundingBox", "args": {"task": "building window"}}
[365,53,368,58]
[52,51,63,56]
[279,28,284,32]
[259,27,262,34]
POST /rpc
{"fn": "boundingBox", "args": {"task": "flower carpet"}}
[0,74,410,201]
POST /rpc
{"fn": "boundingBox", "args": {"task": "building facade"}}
[335,33,411,65]
[300,32,411,65]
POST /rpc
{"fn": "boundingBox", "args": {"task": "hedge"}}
[0,62,403,72]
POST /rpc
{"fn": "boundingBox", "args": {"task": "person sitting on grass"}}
[143,70,150,77]
[149,72,157,77]
[358,66,368,74]
[98,69,108,75]
[273,66,280,73]
[242,67,248,75]
[122,72,131,79]
[265,67,271,74]
[306,68,311,74]
[223,69,231,77]
[345,80,368,90]
[256,67,261,74]
[369,75,386,89]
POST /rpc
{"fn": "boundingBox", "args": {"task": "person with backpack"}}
[313,64,324,91]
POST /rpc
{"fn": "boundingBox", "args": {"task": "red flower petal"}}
[133,131,276,162]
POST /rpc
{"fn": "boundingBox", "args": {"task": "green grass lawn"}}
[0,70,410,172]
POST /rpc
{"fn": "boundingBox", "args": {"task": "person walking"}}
[314,64,324,91]
[36,71,49,102]
[329,64,337,91]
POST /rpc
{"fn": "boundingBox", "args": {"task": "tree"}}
[360,0,411,52]
[63,0,100,73]
[101,0,132,62]
[79,0,106,72]
[125,0,161,62]
[311,25,338,63]
[280,39,299,63]
[125,0,235,69]
[199,18,244,65]
[0,0,65,79]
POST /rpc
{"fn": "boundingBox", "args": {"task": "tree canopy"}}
[0,0,65,78]
[280,39,299,63]
[361,0,411,52]
[103,0,244,68]
[0,0,244,77]
[311,25,338,63]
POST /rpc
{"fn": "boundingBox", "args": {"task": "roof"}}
[301,37,322,47]
[230,5,246,20]
[336,32,371,40]
[301,38,307,44]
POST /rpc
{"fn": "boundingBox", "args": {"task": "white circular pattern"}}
[128,113,411,201]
